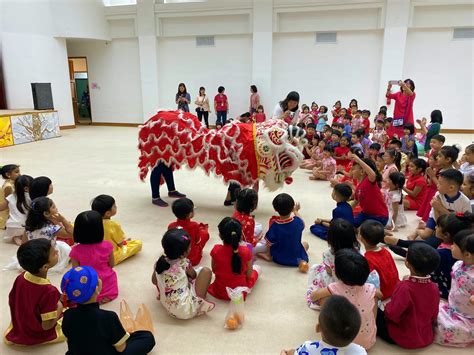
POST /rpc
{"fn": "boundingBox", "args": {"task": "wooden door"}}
[69,59,79,123]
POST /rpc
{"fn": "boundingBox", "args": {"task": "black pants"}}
[150,163,176,199]
[227,182,240,202]
[197,110,209,128]
[392,235,441,257]
[376,309,395,344]
[122,331,156,355]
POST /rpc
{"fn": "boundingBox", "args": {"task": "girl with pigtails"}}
[208,217,260,300]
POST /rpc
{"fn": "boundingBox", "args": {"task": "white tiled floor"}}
[0,126,472,354]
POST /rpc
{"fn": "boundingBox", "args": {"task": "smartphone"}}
[388,80,399,85]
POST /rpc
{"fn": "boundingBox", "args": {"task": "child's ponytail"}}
[25,197,53,232]
[155,228,191,274]
[14,175,33,214]
[218,217,243,274]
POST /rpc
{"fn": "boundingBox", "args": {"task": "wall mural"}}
[0,111,60,148]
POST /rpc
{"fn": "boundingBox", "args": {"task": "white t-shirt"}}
[272,103,300,124]
[459,162,474,176]
[429,191,471,219]
[6,193,31,229]
[295,340,367,355]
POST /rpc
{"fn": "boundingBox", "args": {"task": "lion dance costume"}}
[138,110,306,191]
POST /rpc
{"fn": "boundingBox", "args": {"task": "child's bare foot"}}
[302,241,309,251]
[384,235,398,245]
[13,236,22,246]
[417,221,426,229]
[257,252,272,261]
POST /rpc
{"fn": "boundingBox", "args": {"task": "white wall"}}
[404,28,474,130]
[157,35,253,119]
[272,31,384,115]
[2,33,74,126]
[67,39,143,123]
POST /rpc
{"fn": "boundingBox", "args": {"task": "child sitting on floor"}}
[461,172,474,212]
[152,228,214,319]
[208,217,260,300]
[307,219,360,309]
[4,239,64,346]
[61,266,156,354]
[377,243,440,349]
[92,194,143,265]
[334,136,351,170]
[459,143,474,176]
[70,210,118,304]
[435,229,474,347]
[281,295,367,355]
[310,146,336,181]
[4,175,33,245]
[403,158,427,210]
[259,193,309,268]
[310,183,354,240]
[310,249,380,350]
[385,172,407,231]
[359,220,399,300]
[0,164,21,231]
[301,136,322,169]
[168,197,209,265]
[232,188,262,248]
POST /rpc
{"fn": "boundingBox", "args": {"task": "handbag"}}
[392,94,410,127]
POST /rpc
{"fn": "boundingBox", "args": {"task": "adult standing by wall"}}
[175,83,191,112]
[386,79,416,138]
[150,163,186,207]
[214,86,229,128]
[195,86,210,128]
[249,85,260,114]
[272,91,300,125]
[416,109,443,154]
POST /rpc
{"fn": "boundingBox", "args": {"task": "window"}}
[316,32,337,44]
[196,36,215,47]
[453,28,474,40]
[103,0,136,6]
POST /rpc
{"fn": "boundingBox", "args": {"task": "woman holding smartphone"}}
[386,79,416,139]
[272,91,300,125]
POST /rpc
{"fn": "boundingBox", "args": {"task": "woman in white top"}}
[194,86,210,128]
[272,91,300,125]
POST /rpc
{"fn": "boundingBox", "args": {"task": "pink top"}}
[311,147,323,161]
[69,241,118,303]
[371,128,386,152]
[352,117,364,132]
[382,163,398,190]
[328,281,377,350]
[250,93,260,110]
[322,156,337,179]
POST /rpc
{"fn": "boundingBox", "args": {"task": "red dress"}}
[208,244,258,300]
[168,219,210,266]
[355,177,388,218]
[5,272,63,345]
[334,146,350,169]
[416,170,440,221]
[404,173,427,210]
[386,91,416,138]
[365,248,399,299]
[232,210,257,246]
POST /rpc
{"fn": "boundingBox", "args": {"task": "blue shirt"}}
[265,216,308,266]
[343,124,352,136]
[332,201,354,224]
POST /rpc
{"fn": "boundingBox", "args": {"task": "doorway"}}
[68,57,92,124]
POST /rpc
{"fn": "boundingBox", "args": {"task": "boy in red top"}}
[359,220,399,300]
[376,243,440,349]
[214,86,229,128]
[4,239,65,346]
[168,198,209,266]
[361,110,371,135]
[403,158,428,210]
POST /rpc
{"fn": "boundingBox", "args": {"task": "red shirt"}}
[254,112,266,123]
[168,219,210,266]
[214,94,228,112]
[334,146,350,168]
[5,272,62,345]
[232,210,257,246]
[362,118,370,135]
[406,173,427,206]
[365,248,399,299]
[385,277,439,348]
[208,244,257,300]
[387,91,416,138]
[355,177,388,217]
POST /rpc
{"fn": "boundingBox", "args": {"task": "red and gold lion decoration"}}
[138,110,306,191]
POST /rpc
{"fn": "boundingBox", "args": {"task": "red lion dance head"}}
[138,110,306,191]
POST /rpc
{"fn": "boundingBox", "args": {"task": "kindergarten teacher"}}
[386,79,416,139]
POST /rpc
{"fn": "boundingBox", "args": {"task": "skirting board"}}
[91,122,140,127]
[440,128,474,134]
[60,125,76,130]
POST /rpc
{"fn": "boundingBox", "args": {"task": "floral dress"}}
[155,258,214,319]
[306,249,380,309]
[435,261,474,347]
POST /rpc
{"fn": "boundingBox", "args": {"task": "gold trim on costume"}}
[41,311,58,321]
[113,332,130,347]
[24,272,51,285]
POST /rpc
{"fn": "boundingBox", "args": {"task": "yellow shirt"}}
[103,219,125,250]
